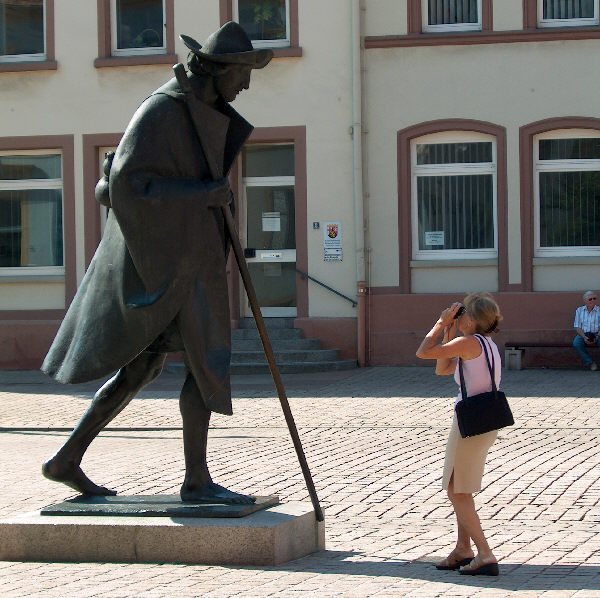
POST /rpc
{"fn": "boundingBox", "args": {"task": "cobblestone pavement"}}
[1,366,600,597]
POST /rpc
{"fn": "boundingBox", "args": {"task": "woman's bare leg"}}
[447,477,496,570]
[436,474,475,568]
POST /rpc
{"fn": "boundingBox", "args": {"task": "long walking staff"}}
[174,64,324,522]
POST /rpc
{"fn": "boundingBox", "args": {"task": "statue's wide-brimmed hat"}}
[181,21,273,69]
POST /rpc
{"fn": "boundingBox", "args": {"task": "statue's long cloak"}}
[41,77,252,415]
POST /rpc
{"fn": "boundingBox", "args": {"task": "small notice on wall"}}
[425,231,445,246]
[262,212,281,232]
[324,248,342,262]
[323,222,342,261]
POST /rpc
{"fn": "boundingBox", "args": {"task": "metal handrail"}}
[295,268,357,307]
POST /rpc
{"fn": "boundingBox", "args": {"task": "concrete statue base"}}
[0,500,325,566]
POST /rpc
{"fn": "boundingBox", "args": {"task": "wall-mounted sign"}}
[424,231,445,246]
[324,248,342,262]
[262,212,281,232]
[323,221,342,249]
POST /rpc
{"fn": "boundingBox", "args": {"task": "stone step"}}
[232,328,303,340]
[232,338,321,351]
[231,349,340,364]
[236,317,296,330]
[230,360,357,375]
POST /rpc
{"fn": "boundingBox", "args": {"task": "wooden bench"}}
[504,340,599,369]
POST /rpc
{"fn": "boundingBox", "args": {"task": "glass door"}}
[242,144,296,317]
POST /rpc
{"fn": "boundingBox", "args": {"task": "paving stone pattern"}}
[1,367,600,597]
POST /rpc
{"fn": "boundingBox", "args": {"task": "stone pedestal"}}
[0,501,325,566]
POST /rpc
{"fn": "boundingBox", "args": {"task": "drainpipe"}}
[351,0,367,366]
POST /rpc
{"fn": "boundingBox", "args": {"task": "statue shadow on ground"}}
[256,551,600,591]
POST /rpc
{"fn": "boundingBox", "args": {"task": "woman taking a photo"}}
[416,292,502,576]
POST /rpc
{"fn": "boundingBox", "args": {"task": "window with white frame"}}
[538,0,599,27]
[0,152,63,271]
[412,132,497,260]
[534,130,600,257]
[0,0,45,62]
[422,0,482,32]
[234,0,290,48]
[111,0,165,56]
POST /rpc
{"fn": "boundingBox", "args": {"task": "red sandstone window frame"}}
[0,134,76,318]
[397,120,509,294]
[219,0,302,58]
[0,0,56,73]
[94,0,177,68]
[524,0,599,29]
[519,117,600,292]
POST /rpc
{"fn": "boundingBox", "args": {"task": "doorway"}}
[241,144,296,317]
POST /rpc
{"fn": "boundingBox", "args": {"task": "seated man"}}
[573,291,600,370]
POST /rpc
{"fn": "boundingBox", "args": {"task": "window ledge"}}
[410,259,497,268]
[272,46,302,58]
[366,27,600,49]
[0,60,57,73]
[94,54,178,68]
[533,256,600,266]
[0,273,65,283]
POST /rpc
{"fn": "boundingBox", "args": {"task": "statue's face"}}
[214,64,252,102]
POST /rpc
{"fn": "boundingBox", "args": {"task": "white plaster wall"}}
[412,266,497,293]
[365,39,600,290]
[493,0,524,31]
[364,0,407,37]
[1,283,64,310]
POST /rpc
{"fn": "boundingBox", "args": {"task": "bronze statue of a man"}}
[41,22,273,504]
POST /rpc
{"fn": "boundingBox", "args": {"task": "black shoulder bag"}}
[455,335,514,438]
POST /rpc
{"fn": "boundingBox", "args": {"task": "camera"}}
[453,305,466,319]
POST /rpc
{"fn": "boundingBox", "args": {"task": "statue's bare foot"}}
[42,457,117,496]
[180,481,255,504]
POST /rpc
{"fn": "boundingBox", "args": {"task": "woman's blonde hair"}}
[463,292,502,335]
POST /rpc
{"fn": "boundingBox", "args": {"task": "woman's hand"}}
[437,302,463,328]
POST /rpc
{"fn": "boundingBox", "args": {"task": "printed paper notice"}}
[262,212,280,232]
[425,231,445,246]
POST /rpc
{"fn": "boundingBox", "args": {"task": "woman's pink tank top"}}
[453,334,501,404]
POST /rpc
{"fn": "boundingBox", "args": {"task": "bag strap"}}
[458,334,497,402]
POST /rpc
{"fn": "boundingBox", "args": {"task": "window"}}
[538,0,599,27]
[0,0,45,62]
[0,152,63,272]
[411,132,497,259]
[234,0,290,48]
[111,0,165,56]
[534,130,600,256]
[422,0,482,32]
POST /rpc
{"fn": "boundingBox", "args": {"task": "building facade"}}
[2,0,600,369]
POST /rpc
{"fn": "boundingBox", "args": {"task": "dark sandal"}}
[435,557,473,571]
[459,562,499,576]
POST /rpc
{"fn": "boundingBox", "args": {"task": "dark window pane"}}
[417,142,492,165]
[116,0,164,49]
[0,189,63,267]
[539,171,600,247]
[247,261,296,307]
[0,0,44,56]
[0,155,61,180]
[539,138,600,160]
[428,0,478,25]
[417,174,494,250]
[543,0,595,19]
[238,0,287,41]
[246,185,295,250]
[243,145,294,177]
